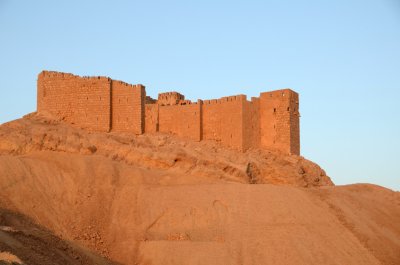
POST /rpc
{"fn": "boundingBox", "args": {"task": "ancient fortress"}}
[37,71,300,155]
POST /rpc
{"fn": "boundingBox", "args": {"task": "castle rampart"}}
[37,70,300,155]
[37,71,145,134]
[37,71,112,132]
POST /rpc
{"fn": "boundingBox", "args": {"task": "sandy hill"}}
[0,113,399,265]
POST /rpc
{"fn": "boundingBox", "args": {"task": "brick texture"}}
[260,89,300,154]
[159,102,201,141]
[36,70,300,154]
[202,96,245,150]
[37,71,111,132]
[243,97,261,151]
[145,104,159,133]
[111,81,145,134]
[37,71,144,134]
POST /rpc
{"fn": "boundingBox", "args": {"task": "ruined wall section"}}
[158,102,202,141]
[259,89,300,155]
[158,92,185,106]
[145,103,159,133]
[37,71,111,132]
[111,81,145,134]
[202,95,245,150]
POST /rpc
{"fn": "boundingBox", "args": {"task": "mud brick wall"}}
[111,81,145,134]
[202,95,245,151]
[158,102,202,141]
[145,104,159,133]
[259,89,300,155]
[37,71,111,132]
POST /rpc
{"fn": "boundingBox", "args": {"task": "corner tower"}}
[259,89,300,155]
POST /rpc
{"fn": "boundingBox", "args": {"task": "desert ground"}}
[0,113,399,265]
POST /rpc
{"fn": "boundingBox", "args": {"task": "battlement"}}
[203,94,247,105]
[112,79,145,89]
[37,70,300,154]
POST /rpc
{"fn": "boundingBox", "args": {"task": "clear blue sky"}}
[0,0,399,190]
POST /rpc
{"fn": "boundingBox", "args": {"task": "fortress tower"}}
[37,71,300,155]
[259,90,300,155]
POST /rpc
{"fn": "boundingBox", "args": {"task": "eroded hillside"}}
[0,112,332,187]
[0,113,399,265]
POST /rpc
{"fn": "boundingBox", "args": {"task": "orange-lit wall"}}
[37,71,300,154]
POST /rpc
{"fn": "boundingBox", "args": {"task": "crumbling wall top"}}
[39,70,111,81]
[157,91,185,106]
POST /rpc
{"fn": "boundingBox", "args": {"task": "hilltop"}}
[0,113,399,265]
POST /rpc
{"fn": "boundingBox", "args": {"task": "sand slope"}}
[0,114,399,265]
[0,152,399,265]
[0,208,114,265]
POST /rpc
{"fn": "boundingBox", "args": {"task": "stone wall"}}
[37,71,145,134]
[243,97,261,151]
[37,71,111,132]
[111,80,145,134]
[202,96,245,150]
[289,92,300,155]
[158,102,202,141]
[37,71,300,155]
[259,89,300,154]
[145,104,159,133]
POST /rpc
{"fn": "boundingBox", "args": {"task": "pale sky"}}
[0,0,399,190]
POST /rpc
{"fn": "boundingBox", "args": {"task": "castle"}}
[37,71,300,155]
